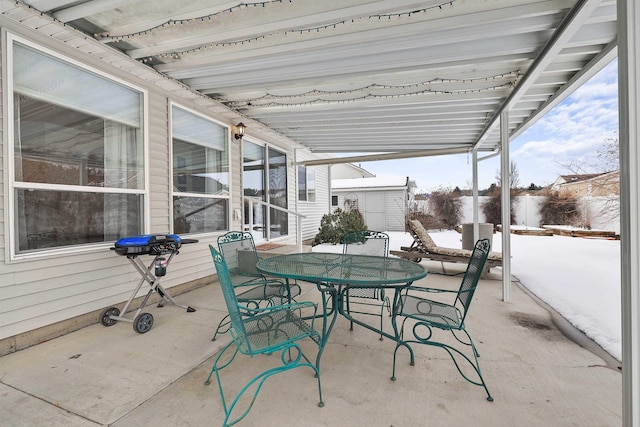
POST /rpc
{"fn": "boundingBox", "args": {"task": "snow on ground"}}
[313,230,622,361]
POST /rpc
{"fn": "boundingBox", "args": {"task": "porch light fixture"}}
[233,122,246,141]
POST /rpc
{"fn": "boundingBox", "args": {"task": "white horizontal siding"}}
[295,151,330,242]
[0,32,217,341]
[148,91,171,233]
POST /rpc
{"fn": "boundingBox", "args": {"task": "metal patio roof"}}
[15,0,618,156]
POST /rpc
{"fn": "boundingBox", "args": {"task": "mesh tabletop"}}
[257,252,427,286]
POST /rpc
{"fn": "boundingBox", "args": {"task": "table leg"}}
[338,285,407,342]
[314,282,339,372]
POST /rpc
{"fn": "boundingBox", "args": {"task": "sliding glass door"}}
[243,141,288,240]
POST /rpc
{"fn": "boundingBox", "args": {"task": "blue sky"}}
[358,60,619,192]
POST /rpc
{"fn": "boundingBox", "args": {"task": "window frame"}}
[169,102,231,236]
[4,33,149,261]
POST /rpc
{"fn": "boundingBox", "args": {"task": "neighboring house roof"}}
[331,163,375,179]
[332,176,410,190]
[551,173,607,189]
[560,173,606,183]
[557,170,620,196]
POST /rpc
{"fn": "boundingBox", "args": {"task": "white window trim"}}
[4,33,149,262]
[169,102,232,237]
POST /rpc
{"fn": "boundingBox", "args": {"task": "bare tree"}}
[495,160,521,190]
[482,161,520,226]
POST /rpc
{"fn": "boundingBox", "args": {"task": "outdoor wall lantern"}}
[233,122,246,141]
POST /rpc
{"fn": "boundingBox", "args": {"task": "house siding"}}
[0,23,238,345]
[295,151,330,242]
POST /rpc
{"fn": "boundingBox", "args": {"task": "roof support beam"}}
[298,147,469,166]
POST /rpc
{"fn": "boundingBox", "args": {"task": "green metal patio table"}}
[256,252,428,366]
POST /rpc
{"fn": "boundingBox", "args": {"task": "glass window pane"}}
[172,107,225,150]
[14,189,142,252]
[173,196,228,234]
[268,147,288,238]
[173,139,229,195]
[308,169,316,202]
[14,95,144,189]
[298,166,307,201]
[13,42,141,127]
[244,142,266,236]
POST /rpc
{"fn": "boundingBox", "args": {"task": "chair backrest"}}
[455,238,491,322]
[408,220,438,250]
[343,230,389,257]
[217,231,262,284]
[210,245,250,350]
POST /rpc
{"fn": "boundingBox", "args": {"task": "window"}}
[171,105,229,234]
[297,166,316,202]
[331,195,339,206]
[9,38,145,256]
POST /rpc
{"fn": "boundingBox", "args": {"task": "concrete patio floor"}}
[0,261,622,426]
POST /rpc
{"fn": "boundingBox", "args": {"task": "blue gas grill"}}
[100,234,197,333]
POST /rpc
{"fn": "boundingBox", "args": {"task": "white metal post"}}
[500,110,511,302]
[618,0,640,425]
[472,149,479,240]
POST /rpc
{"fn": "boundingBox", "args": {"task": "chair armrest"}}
[406,286,459,294]
[240,300,317,314]
[316,282,338,294]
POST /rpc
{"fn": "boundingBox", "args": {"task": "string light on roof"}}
[157,1,457,59]
[96,0,289,42]
[221,70,521,107]
[225,81,516,109]
[116,1,457,60]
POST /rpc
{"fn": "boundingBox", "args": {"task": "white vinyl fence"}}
[416,195,620,233]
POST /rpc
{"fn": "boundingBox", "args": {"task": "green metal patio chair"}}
[341,230,391,339]
[211,231,301,341]
[391,238,493,401]
[205,246,324,427]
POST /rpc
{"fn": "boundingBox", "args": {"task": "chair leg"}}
[440,331,493,402]
[395,325,493,401]
[391,319,414,381]
[212,314,231,341]
[204,340,238,385]
[209,343,323,426]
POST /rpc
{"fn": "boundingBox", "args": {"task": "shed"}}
[331,177,416,232]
